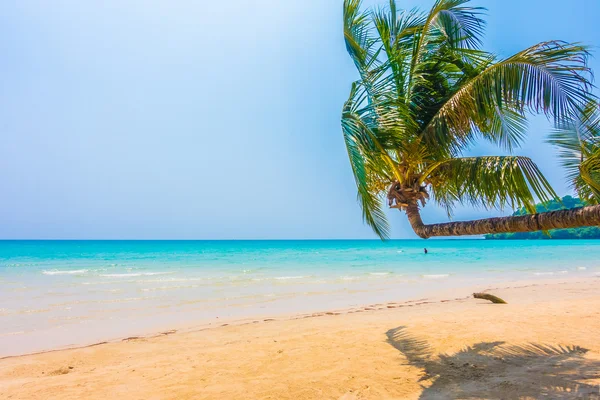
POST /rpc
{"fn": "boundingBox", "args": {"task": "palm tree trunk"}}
[405,203,600,239]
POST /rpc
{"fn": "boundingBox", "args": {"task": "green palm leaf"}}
[427,156,558,214]
[342,84,392,239]
[423,41,593,154]
[548,101,600,203]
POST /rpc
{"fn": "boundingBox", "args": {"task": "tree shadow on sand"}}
[386,326,600,399]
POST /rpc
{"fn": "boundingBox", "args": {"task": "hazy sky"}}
[1,0,599,239]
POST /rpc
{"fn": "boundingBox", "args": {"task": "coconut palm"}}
[342,0,600,239]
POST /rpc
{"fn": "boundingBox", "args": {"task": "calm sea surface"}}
[1,240,599,356]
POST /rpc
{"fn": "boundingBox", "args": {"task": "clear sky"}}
[0,0,599,239]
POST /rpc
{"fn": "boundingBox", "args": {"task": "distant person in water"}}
[424,248,428,254]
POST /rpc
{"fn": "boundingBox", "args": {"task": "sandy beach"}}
[3,0,600,398]
[1,278,599,399]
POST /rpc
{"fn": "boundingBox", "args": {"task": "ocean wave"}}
[533,272,553,276]
[95,289,122,293]
[100,272,172,278]
[422,274,449,279]
[140,285,197,292]
[341,276,360,281]
[144,271,174,276]
[42,269,88,276]
[369,272,391,276]
[533,270,569,276]
[274,276,309,280]
[576,267,587,271]
[137,277,204,283]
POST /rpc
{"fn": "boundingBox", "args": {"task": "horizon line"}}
[0,238,484,241]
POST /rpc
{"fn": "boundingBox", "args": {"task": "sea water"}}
[1,240,599,356]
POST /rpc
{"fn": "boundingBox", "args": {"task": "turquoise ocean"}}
[1,240,599,356]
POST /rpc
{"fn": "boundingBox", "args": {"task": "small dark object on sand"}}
[473,293,507,304]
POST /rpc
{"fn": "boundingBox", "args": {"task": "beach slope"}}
[1,280,600,399]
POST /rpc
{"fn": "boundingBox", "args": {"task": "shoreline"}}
[3,239,599,358]
[2,275,595,359]
[2,278,600,399]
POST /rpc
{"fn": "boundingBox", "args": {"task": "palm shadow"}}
[386,326,600,399]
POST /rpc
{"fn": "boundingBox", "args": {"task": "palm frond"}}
[479,105,528,151]
[372,3,425,98]
[548,101,600,203]
[423,41,593,154]
[342,84,392,239]
[428,156,558,214]
[580,149,600,201]
[432,0,486,49]
[344,0,381,74]
[408,0,486,100]
[413,0,485,60]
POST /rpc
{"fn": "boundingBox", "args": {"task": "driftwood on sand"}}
[473,293,507,304]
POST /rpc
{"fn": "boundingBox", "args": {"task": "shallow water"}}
[1,240,599,356]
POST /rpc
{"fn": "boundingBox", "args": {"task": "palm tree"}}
[341,0,600,239]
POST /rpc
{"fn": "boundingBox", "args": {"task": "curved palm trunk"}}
[405,203,600,239]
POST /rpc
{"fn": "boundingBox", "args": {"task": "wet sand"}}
[1,279,600,399]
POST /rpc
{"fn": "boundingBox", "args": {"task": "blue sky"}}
[0,0,598,239]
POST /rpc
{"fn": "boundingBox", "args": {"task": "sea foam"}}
[274,276,308,280]
[100,272,172,278]
[422,274,449,279]
[42,269,88,275]
[534,270,569,276]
